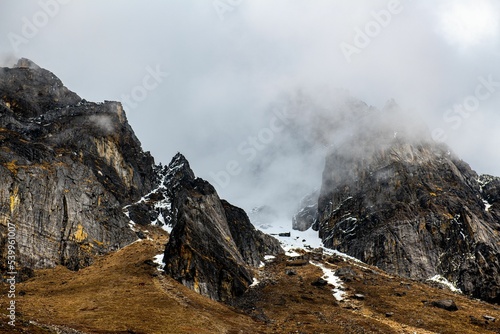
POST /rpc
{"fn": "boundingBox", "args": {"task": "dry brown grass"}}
[1,227,262,333]
[244,253,500,333]
[2,227,500,333]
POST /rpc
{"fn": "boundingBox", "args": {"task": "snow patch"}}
[483,199,492,212]
[128,219,137,232]
[255,221,363,264]
[153,253,165,271]
[249,277,260,288]
[310,261,346,301]
[428,275,462,293]
[161,222,173,234]
[256,223,323,252]
[285,249,301,257]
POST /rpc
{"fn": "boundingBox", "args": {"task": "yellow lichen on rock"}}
[93,239,104,247]
[193,276,199,294]
[112,102,125,124]
[73,223,88,242]
[10,185,19,214]
[4,160,19,175]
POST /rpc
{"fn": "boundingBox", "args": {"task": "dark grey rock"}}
[292,190,319,231]
[223,200,283,268]
[162,154,283,302]
[335,267,359,282]
[430,299,458,312]
[311,277,328,286]
[353,294,365,300]
[127,202,157,226]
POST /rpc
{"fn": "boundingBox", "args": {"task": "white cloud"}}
[1,0,499,215]
[437,0,499,48]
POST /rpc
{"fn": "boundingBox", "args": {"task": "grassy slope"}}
[0,227,261,334]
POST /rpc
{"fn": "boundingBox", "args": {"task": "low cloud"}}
[0,52,17,67]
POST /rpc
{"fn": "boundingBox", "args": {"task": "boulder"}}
[430,299,458,312]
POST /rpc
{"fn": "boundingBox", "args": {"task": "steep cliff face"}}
[0,59,155,271]
[317,133,500,302]
[159,154,283,302]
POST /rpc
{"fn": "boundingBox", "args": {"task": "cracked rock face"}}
[161,154,283,302]
[0,59,155,271]
[317,135,500,303]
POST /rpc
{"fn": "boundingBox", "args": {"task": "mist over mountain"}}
[233,88,431,222]
[2,1,500,332]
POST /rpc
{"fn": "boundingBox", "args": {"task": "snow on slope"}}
[428,275,462,293]
[310,261,346,301]
[153,254,165,271]
[255,220,362,263]
[254,219,363,301]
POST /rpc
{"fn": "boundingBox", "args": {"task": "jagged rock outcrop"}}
[0,59,155,271]
[316,128,500,303]
[160,154,283,301]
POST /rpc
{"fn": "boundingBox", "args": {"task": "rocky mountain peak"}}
[165,152,196,184]
[123,148,283,301]
[314,134,500,303]
[159,154,283,300]
[15,58,41,70]
[1,58,81,119]
[0,60,155,271]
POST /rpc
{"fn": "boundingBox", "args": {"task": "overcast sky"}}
[1,0,500,214]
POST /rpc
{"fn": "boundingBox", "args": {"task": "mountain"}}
[0,58,155,272]
[0,58,282,302]
[129,153,283,301]
[293,100,500,303]
[5,223,500,333]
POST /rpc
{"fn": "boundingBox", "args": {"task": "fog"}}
[1,0,500,218]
